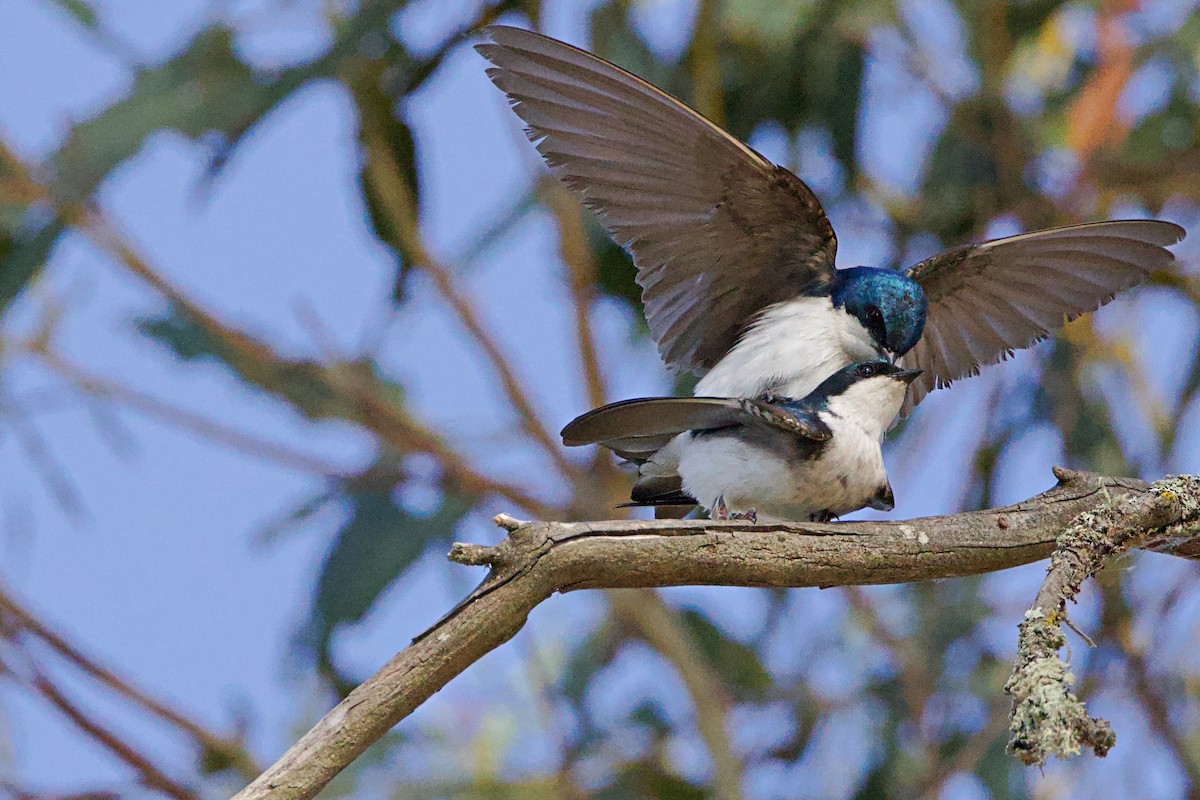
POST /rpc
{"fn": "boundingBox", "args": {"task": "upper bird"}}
[476,26,1185,412]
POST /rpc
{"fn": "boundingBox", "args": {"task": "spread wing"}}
[477,25,837,373]
[901,219,1185,413]
[561,395,830,464]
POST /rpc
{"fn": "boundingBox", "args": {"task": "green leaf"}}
[722,0,818,48]
[1004,0,1063,43]
[52,27,313,199]
[0,215,66,313]
[560,620,621,704]
[916,100,1001,241]
[678,608,772,701]
[596,762,707,800]
[349,55,424,303]
[307,486,473,687]
[589,219,643,312]
[49,0,98,29]
[136,306,403,423]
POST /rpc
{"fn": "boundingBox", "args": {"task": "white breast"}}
[694,296,880,400]
[676,426,888,522]
[675,377,908,521]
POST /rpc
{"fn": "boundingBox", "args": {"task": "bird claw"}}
[713,496,730,521]
[713,497,755,522]
[809,510,837,523]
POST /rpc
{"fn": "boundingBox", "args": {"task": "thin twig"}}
[352,391,560,518]
[356,104,576,479]
[686,0,725,128]
[1101,579,1200,792]
[33,346,349,478]
[843,586,932,725]
[0,585,262,781]
[917,698,1012,797]
[0,386,85,517]
[540,180,607,412]
[1,138,559,518]
[28,670,199,800]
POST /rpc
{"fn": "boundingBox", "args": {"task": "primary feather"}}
[477,25,836,374]
[479,26,1186,417]
[901,219,1185,412]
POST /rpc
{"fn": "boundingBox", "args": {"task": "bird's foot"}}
[712,496,730,521]
[729,509,757,523]
[809,510,837,523]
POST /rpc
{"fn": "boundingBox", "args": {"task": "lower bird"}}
[561,362,920,522]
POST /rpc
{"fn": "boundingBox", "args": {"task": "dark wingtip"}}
[560,405,610,446]
[1110,218,1187,245]
[1162,220,1187,244]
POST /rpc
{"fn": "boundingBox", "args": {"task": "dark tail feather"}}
[631,474,686,503]
[561,397,744,446]
[617,490,696,508]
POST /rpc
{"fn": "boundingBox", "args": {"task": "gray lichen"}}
[1005,475,1200,766]
[1006,609,1113,764]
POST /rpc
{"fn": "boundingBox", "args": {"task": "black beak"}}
[894,368,922,385]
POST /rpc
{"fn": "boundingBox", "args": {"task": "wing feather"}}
[478,25,837,373]
[902,219,1185,411]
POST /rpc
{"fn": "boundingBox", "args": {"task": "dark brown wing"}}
[561,396,748,448]
[477,26,837,373]
[901,219,1185,413]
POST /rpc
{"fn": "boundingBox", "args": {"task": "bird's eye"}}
[866,306,883,324]
[856,363,878,378]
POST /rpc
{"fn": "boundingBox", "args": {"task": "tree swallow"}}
[562,362,921,521]
[477,26,1185,415]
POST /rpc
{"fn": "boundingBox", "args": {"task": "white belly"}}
[695,296,880,400]
[676,423,888,522]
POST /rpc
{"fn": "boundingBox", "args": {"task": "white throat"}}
[824,377,908,441]
[695,296,881,400]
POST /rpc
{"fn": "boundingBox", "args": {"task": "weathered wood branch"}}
[232,469,1200,800]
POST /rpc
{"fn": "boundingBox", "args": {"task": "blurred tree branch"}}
[4,2,1199,795]
[356,94,578,480]
[0,134,561,520]
[233,469,1200,800]
[608,589,744,800]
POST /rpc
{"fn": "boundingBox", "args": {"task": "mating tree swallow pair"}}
[477,26,1185,520]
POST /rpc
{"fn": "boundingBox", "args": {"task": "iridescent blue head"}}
[830,268,928,359]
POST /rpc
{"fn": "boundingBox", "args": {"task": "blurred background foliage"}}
[2,0,1200,798]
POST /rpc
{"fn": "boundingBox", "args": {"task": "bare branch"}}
[0,135,561,520]
[26,670,198,800]
[540,180,608,412]
[32,345,349,478]
[232,469,1200,800]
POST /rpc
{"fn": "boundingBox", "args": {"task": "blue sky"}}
[2,0,1199,796]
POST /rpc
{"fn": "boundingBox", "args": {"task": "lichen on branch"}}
[1006,473,1200,765]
